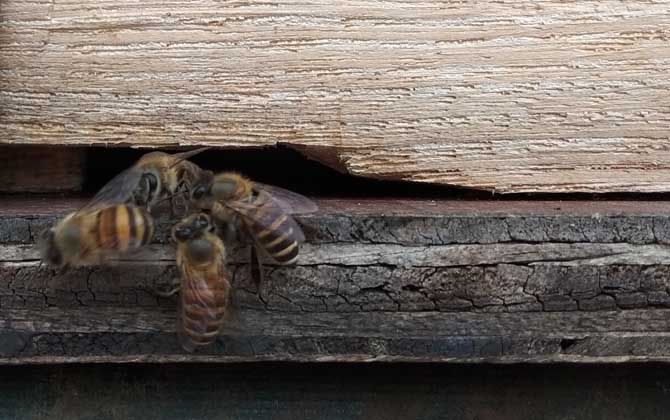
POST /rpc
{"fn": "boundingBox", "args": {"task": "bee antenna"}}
[169,147,211,169]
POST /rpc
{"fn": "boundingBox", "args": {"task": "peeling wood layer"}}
[2,1,670,192]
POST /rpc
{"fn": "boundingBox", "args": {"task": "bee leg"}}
[250,245,264,291]
[56,264,70,276]
[155,287,180,298]
[153,278,181,298]
[215,221,238,243]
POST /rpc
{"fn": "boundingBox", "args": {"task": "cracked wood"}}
[3,197,670,362]
[1,307,670,363]
[2,198,670,315]
[2,1,670,193]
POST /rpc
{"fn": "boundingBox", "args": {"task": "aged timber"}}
[1,197,670,363]
[2,1,670,193]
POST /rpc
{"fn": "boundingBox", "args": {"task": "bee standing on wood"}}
[39,204,154,269]
[171,213,230,352]
[189,172,317,284]
[83,148,210,215]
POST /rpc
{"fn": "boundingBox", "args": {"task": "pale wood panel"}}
[2,1,670,192]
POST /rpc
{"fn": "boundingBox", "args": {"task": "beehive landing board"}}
[2,197,670,363]
[2,1,670,193]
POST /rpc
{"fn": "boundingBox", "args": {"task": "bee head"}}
[193,213,212,232]
[172,213,212,243]
[191,183,210,201]
[172,225,193,243]
[142,168,163,205]
[190,171,215,211]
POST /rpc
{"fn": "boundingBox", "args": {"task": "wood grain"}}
[3,198,670,316]
[3,197,670,362]
[2,1,670,193]
[2,307,670,363]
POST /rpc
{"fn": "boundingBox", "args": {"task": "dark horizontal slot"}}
[82,145,477,199]
[3,144,670,200]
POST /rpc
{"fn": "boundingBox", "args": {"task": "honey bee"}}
[39,204,155,269]
[172,213,230,352]
[190,172,317,284]
[83,147,210,215]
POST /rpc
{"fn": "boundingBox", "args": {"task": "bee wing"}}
[80,167,143,211]
[251,182,318,215]
[228,190,306,243]
[178,258,228,352]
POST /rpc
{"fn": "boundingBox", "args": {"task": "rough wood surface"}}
[2,1,670,193]
[1,197,670,362]
[1,307,670,363]
[0,147,85,193]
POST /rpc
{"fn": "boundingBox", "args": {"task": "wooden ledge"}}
[1,307,670,364]
[1,197,670,363]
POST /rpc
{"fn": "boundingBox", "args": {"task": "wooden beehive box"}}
[2,0,670,417]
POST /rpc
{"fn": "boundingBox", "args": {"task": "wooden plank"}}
[2,1,670,193]
[1,307,670,363]
[1,197,670,363]
[0,147,85,193]
[2,198,670,314]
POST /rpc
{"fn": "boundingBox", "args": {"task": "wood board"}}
[2,197,670,363]
[2,1,670,193]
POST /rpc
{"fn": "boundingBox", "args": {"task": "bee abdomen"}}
[178,277,228,352]
[95,205,154,252]
[248,214,300,264]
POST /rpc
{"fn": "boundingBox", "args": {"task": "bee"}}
[190,172,317,284]
[39,204,155,269]
[83,148,210,215]
[172,213,229,352]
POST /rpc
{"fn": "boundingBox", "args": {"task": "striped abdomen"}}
[93,205,154,252]
[177,237,229,352]
[239,192,303,265]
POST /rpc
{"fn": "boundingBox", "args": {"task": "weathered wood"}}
[0,147,85,193]
[3,197,670,363]
[1,307,670,363]
[2,2,670,193]
[3,198,670,314]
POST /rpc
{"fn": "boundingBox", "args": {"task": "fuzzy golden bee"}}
[83,148,210,215]
[172,213,230,352]
[190,172,317,283]
[39,204,155,269]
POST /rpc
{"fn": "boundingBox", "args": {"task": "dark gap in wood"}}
[3,362,670,420]
[82,144,476,199]
[559,338,580,351]
[3,144,670,200]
